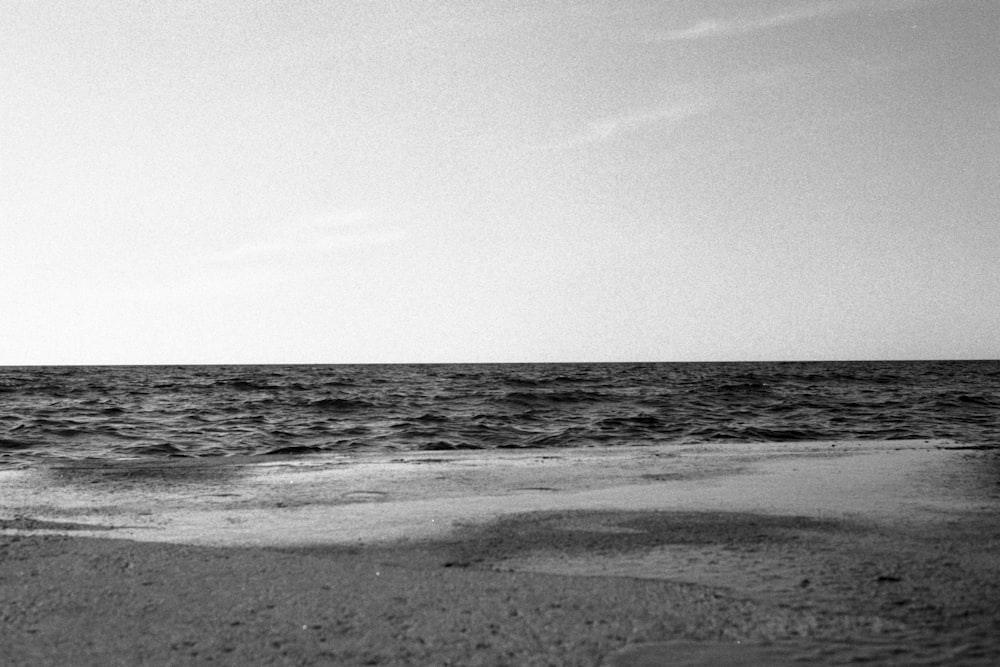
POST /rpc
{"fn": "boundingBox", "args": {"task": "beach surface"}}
[2,440,998,665]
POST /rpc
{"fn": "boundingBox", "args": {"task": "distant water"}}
[1,361,997,465]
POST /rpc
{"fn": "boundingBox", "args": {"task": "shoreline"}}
[0,440,985,546]
[2,440,999,665]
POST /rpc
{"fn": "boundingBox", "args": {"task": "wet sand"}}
[2,440,998,665]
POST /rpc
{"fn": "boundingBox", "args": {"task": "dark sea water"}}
[1,361,997,465]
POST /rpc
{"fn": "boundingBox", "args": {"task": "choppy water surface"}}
[1,361,997,464]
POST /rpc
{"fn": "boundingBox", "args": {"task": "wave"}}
[417,441,482,451]
[0,437,33,450]
[1,360,997,463]
[307,397,375,411]
[502,390,607,405]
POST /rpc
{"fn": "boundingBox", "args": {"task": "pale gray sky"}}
[3,0,998,364]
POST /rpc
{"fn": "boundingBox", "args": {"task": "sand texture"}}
[2,440,999,665]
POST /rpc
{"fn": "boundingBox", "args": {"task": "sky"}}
[2,0,998,364]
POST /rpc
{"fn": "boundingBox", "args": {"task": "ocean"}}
[1,360,997,466]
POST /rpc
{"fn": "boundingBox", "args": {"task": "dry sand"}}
[1,440,998,665]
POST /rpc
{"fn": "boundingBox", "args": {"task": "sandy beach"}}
[2,440,998,665]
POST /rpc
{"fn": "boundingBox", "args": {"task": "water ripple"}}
[0,361,997,463]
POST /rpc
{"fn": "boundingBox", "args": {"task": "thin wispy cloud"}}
[535,66,804,151]
[533,97,713,151]
[210,206,407,265]
[649,0,926,42]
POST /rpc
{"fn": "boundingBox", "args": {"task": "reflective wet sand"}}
[2,440,998,665]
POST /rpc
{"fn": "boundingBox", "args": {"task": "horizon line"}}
[2,358,996,368]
